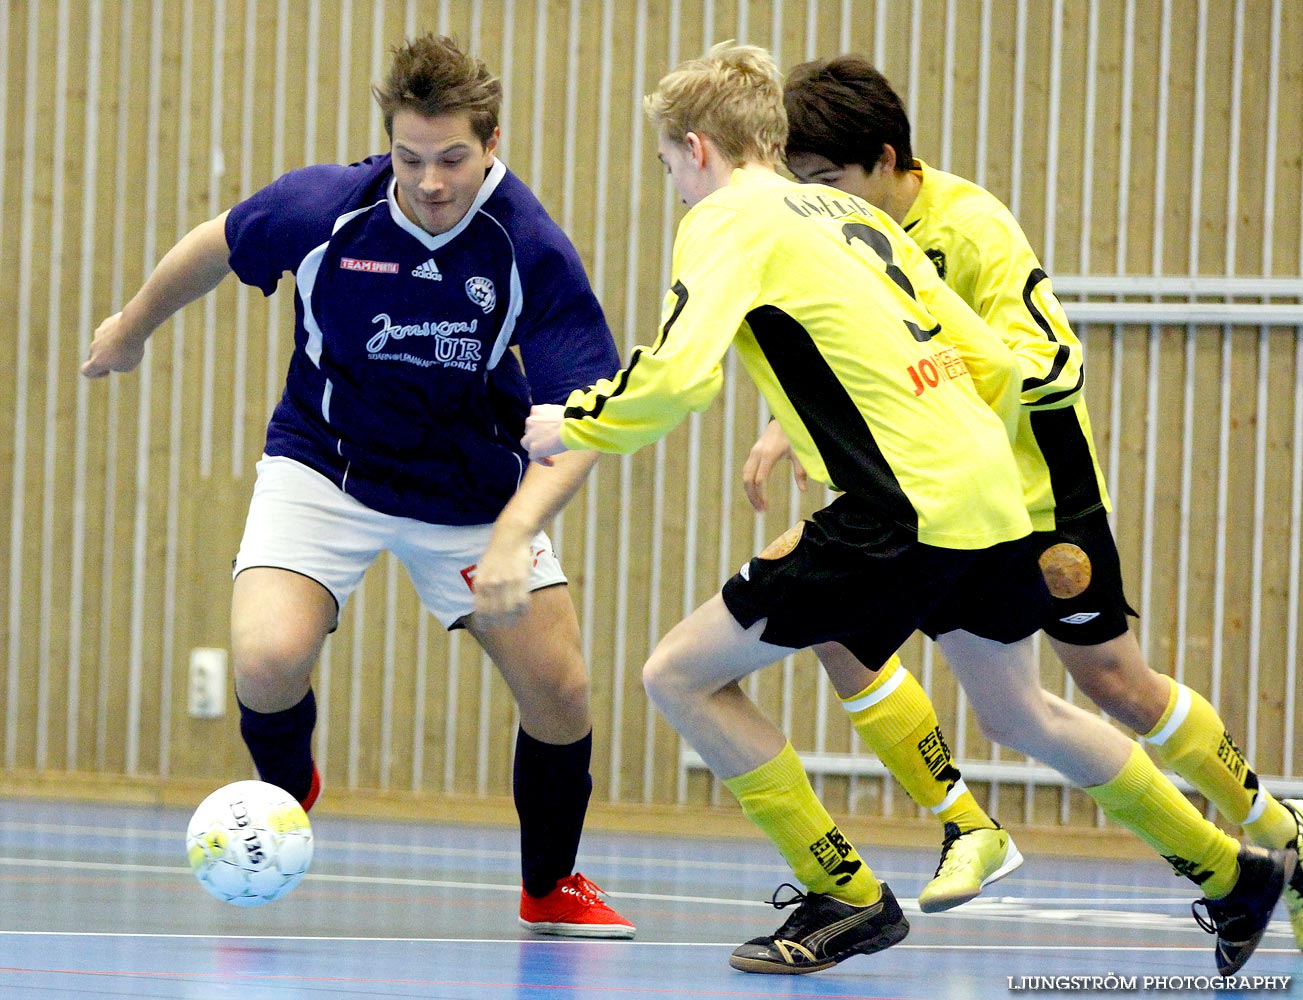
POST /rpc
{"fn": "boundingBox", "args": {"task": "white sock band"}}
[840,664,907,714]
[1144,683,1191,747]
[931,778,970,815]
[1243,789,1270,826]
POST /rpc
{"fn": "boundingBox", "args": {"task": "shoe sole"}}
[727,916,910,975]
[918,839,1026,914]
[518,917,636,939]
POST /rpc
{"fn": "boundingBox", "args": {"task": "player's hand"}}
[81,312,147,377]
[522,404,568,466]
[470,537,532,628]
[742,419,806,513]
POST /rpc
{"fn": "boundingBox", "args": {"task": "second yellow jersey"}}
[902,161,1111,529]
[560,169,1031,551]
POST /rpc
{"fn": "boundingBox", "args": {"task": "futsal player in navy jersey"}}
[82,34,633,938]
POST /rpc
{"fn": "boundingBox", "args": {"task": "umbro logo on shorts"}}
[1059,612,1100,625]
[412,258,442,281]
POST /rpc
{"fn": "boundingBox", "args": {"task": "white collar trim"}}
[386,158,508,250]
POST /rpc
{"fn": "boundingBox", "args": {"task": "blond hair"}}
[644,42,787,167]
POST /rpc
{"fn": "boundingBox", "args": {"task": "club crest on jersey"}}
[465,276,496,314]
[925,248,947,279]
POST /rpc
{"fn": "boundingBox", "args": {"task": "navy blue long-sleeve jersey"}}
[226,154,620,525]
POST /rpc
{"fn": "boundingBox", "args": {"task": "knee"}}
[512,646,591,733]
[642,636,706,716]
[231,625,319,703]
[545,661,591,723]
[641,646,680,712]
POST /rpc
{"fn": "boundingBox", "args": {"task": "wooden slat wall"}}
[1,0,1300,829]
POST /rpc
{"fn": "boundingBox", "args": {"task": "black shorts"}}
[720,494,1051,669]
[1033,507,1138,645]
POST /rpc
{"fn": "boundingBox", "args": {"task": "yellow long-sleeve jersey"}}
[902,161,1110,529]
[560,168,1031,551]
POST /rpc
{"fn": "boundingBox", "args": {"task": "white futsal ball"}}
[185,779,313,907]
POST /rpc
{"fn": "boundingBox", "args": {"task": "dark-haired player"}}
[82,34,633,938]
[745,54,1302,948]
[523,43,1292,976]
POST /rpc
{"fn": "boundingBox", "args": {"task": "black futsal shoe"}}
[1192,844,1295,975]
[728,882,909,975]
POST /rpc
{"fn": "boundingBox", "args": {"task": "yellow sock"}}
[1085,742,1241,898]
[1145,676,1298,849]
[723,742,881,905]
[841,655,993,833]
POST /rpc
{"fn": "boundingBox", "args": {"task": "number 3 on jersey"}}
[841,222,941,344]
[842,221,962,398]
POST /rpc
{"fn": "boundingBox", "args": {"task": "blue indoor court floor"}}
[0,798,1297,1000]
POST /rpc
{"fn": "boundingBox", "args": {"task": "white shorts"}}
[233,456,567,628]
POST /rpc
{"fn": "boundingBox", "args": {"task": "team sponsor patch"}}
[340,257,400,274]
[365,314,482,366]
[906,346,967,396]
[758,523,804,560]
[465,275,496,313]
[1059,611,1100,625]
[1039,542,1092,598]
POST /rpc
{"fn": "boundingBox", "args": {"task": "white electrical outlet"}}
[187,647,228,719]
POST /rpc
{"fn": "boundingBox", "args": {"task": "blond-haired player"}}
[523,43,1292,977]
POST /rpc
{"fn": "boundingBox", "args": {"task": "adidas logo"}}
[412,258,442,281]
[1059,612,1100,625]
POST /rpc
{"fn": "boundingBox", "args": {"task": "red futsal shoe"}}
[518,873,636,938]
[299,764,322,813]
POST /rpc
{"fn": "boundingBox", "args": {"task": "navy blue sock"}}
[514,726,593,898]
[237,689,317,803]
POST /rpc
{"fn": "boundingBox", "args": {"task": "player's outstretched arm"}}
[521,403,568,466]
[472,443,599,628]
[742,419,807,514]
[81,211,233,378]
